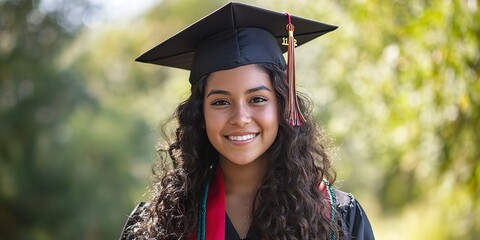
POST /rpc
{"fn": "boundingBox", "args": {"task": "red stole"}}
[190,167,226,240]
[317,180,332,220]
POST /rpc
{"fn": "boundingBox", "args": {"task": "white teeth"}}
[228,134,257,141]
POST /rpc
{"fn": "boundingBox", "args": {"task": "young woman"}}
[120,2,374,240]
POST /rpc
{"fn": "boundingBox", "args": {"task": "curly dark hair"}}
[131,63,342,239]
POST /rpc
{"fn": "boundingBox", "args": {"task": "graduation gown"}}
[119,169,375,240]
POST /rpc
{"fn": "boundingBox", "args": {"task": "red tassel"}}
[285,13,306,126]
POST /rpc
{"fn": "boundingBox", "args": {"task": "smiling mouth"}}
[226,133,258,141]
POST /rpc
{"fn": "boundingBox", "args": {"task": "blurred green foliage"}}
[0,0,478,239]
[0,0,153,239]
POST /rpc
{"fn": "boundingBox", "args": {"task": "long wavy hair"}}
[131,63,342,239]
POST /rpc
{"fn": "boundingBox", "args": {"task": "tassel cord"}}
[285,13,306,126]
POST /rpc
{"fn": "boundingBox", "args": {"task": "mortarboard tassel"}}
[285,13,306,126]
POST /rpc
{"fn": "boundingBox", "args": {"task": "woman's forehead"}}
[204,65,272,92]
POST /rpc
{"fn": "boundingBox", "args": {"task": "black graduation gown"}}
[119,189,375,240]
[334,189,375,240]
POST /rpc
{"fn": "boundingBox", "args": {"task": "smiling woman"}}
[119,2,374,240]
[204,65,279,167]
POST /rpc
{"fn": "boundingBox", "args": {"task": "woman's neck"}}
[219,157,266,196]
[219,157,266,238]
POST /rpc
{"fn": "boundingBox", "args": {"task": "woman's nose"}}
[229,103,251,126]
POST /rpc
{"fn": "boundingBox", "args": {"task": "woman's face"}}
[203,64,279,166]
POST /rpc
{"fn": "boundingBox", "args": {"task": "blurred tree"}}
[305,0,479,239]
[0,0,152,239]
[1,0,478,239]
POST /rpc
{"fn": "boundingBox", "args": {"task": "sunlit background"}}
[1,0,479,239]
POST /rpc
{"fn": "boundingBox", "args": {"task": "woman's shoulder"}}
[333,189,356,212]
[119,202,148,240]
[333,189,375,240]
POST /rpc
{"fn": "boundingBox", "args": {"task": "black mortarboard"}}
[136,2,337,125]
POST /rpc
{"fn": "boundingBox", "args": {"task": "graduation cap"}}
[136,2,337,126]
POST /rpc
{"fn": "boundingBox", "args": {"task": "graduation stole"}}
[191,167,225,240]
[191,167,337,240]
[318,179,338,240]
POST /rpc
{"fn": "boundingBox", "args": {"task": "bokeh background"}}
[1,0,479,239]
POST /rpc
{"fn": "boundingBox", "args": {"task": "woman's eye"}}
[250,96,267,103]
[211,99,229,105]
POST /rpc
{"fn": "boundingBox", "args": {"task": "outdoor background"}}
[1,0,478,239]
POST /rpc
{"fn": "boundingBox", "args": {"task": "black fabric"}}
[225,212,261,240]
[335,189,375,240]
[119,190,375,240]
[135,2,337,84]
[190,28,286,85]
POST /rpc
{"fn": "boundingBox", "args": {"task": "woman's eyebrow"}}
[207,89,230,97]
[206,85,272,97]
[246,85,272,94]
